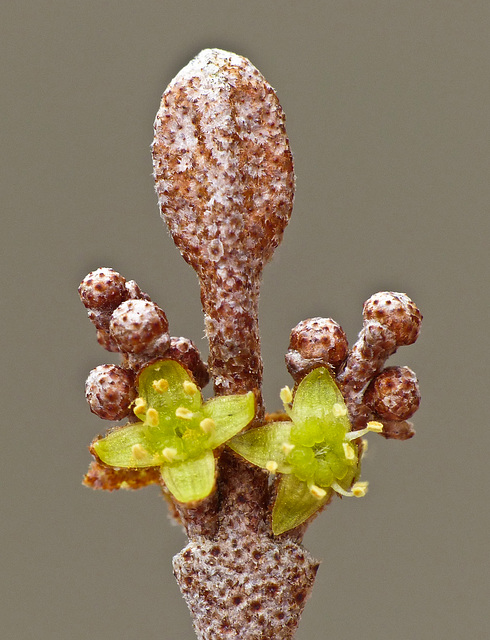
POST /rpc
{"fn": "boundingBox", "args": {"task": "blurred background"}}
[1,2,488,638]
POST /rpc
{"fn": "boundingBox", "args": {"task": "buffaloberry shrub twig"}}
[79,49,422,639]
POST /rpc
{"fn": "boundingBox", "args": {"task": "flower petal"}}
[160,449,216,502]
[92,424,158,468]
[228,421,293,473]
[272,473,332,535]
[204,391,255,448]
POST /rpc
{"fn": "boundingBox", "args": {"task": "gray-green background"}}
[2,2,488,638]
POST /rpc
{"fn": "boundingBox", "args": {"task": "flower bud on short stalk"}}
[337,291,422,428]
[286,317,348,382]
[152,49,294,405]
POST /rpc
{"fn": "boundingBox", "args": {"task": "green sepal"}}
[228,421,293,473]
[205,391,255,448]
[137,359,202,414]
[272,473,332,536]
[92,424,157,468]
[90,359,256,504]
[290,367,350,433]
[160,449,216,502]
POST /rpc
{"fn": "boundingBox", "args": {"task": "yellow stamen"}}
[310,484,327,499]
[352,481,369,497]
[152,378,169,393]
[332,402,347,417]
[161,447,178,463]
[146,408,159,427]
[331,481,352,497]
[343,442,356,460]
[266,460,278,473]
[367,421,384,433]
[280,386,293,405]
[133,397,146,417]
[281,442,295,455]
[345,423,380,441]
[131,443,149,460]
[176,406,193,420]
[183,380,198,396]
[199,418,215,433]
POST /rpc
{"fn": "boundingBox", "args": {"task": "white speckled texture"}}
[152,49,294,399]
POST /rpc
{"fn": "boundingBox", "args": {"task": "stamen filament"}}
[331,482,354,497]
[345,421,384,441]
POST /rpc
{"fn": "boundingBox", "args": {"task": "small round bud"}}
[166,336,210,388]
[289,318,348,365]
[85,364,136,420]
[364,366,420,421]
[110,299,169,354]
[363,292,422,346]
[79,268,127,311]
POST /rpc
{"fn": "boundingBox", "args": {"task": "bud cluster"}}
[286,292,422,439]
[79,268,209,427]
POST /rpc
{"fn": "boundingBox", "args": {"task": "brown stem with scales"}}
[152,49,319,639]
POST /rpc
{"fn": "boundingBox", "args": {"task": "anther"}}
[266,460,278,473]
[161,447,178,462]
[280,386,293,405]
[133,397,147,417]
[310,484,327,499]
[153,378,169,393]
[199,418,215,433]
[367,421,384,433]
[183,380,198,396]
[132,444,149,460]
[352,481,369,497]
[281,442,295,455]
[176,407,193,420]
[332,403,347,417]
[147,408,159,427]
[342,442,356,460]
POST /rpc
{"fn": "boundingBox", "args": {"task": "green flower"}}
[92,360,255,503]
[229,367,382,535]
